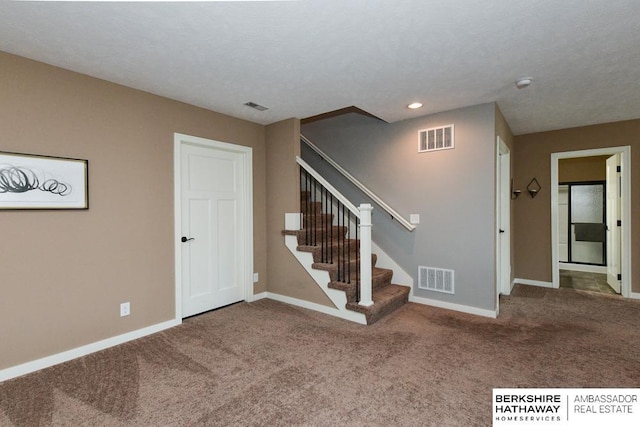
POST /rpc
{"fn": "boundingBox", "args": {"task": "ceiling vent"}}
[418,124,454,152]
[418,266,455,294]
[244,101,269,111]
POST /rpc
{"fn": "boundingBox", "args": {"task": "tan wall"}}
[0,52,267,370]
[265,119,334,306]
[513,119,640,291]
[559,156,608,182]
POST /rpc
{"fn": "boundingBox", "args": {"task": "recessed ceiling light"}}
[408,102,423,109]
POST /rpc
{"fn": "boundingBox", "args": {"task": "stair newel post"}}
[358,203,374,307]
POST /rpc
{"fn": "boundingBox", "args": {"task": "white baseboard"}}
[409,295,497,318]
[630,292,640,300]
[252,291,268,301]
[514,278,554,288]
[265,292,367,325]
[0,318,180,383]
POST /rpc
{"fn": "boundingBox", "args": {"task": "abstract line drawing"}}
[0,151,88,210]
[0,166,72,196]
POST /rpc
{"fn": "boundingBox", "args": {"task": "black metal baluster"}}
[341,203,345,282]
[356,216,360,302]
[312,177,317,247]
[339,203,342,282]
[303,174,311,245]
[347,210,351,284]
[323,186,327,263]
[330,193,334,264]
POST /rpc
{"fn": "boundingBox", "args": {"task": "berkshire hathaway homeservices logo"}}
[493,388,640,426]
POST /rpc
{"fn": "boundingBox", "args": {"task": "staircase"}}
[284,190,410,325]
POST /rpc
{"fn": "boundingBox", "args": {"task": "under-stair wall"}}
[265,118,336,307]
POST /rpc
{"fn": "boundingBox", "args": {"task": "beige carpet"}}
[1,285,639,426]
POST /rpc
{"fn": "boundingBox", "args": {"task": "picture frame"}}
[0,151,89,210]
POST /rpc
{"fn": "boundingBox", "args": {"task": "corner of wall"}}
[265,118,334,307]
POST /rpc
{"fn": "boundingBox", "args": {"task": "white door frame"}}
[551,146,632,297]
[174,133,254,320]
[496,136,512,314]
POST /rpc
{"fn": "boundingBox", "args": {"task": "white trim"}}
[409,295,497,318]
[558,263,607,274]
[284,213,302,231]
[630,292,640,300]
[513,278,554,288]
[174,133,255,319]
[284,233,349,310]
[252,291,268,300]
[550,146,632,296]
[0,319,179,383]
[265,292,367,325]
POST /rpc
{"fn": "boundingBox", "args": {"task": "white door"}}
[180,140,247,317]
[606,154,621,293]
[496,137,511,300]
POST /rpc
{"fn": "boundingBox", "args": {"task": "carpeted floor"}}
[1,285,639,426]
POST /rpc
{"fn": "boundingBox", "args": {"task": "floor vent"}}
[418,124,454,152]
[418,266,455,294]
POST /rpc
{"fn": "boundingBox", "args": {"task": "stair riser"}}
[302,214,335,228]
[305,241,365,263]
[300,201,323,214]
[346,286,410,324]
[328,267,392,292]
[295,227,348,245]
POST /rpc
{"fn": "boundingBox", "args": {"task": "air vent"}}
[244,101,269,111]
[418,266,455,294]
[418,124,454,152]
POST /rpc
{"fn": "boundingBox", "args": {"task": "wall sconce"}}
[511,179,521,199]
[527,178,541,198]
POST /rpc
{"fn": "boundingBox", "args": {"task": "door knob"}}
[181,236,194,242]
[499,229,505,234]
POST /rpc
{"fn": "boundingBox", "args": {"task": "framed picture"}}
[0,151,88,210]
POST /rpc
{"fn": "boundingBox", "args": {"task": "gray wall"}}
[301,103,497,311]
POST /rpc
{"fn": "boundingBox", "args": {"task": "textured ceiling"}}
[1,1,639,135]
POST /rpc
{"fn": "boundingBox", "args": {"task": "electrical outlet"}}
[253,273,259,283]
[120,302,130,317]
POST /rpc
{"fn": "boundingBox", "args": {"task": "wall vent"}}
[418,124,454,152]
[418,266,455,294]
[244,101,269,111]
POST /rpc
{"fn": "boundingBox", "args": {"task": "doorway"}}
[551,147,631,297]
[558,181,606,266]
[174,133,254,319]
